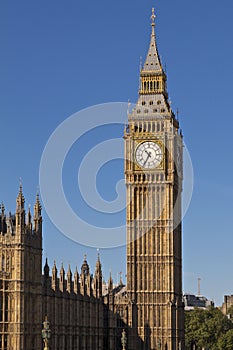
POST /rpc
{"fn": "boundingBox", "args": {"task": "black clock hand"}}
[143,151,151,166]
[145,150,150,156]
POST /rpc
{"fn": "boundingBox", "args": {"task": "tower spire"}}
[142,7,163,73]
[128,7,172,120]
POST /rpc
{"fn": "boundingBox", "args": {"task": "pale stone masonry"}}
[0,8,184,350]
[124,8,184,349]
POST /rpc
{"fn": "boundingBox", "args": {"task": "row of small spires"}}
[1,184,42,217]
[43,255,123,295]
[0,184,42,234]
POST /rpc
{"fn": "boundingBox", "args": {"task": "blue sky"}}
[1,0,233,306]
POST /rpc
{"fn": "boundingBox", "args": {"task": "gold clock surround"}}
[134,139,165,171]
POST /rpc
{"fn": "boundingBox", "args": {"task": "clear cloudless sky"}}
[1,0,233,306]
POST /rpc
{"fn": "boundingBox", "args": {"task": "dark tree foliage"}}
[217,329,233,350]
[185,307,233,350]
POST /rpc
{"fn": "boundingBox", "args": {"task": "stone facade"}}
[0,191,125,350]
[221,295,233,316]
[0,8,184,350]
[124,9,184,349]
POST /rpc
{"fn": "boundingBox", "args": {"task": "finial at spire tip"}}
[19,177,23,193]
[151,8,156,26]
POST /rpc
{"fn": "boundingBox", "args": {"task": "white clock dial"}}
[135,141,163,169]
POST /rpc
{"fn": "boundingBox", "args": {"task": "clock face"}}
[135,141,163,169]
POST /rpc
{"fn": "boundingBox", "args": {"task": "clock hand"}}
[143,151,151,166]
[145,150,152,157]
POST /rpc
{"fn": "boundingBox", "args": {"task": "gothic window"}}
[142,101,146,106]
[149,101,153,105]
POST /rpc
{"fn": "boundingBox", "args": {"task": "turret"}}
[15,184,25,233]
[74,267,80,294]
[67,264,73,293]
[93,254,102,298]
[52,261,58,291]
[80,255,91,296]
[59,263,66,292]
[44,257,50,279]
[43,258,50,288]
[26,206,32,232]
[0,203,6,234]
[34,193,42,234]
[108,272,113,294]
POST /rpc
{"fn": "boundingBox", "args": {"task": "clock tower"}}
[124,9,184,350]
